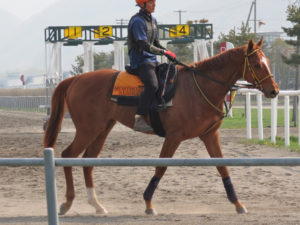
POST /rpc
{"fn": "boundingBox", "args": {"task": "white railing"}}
[237,89,300,146]
[0,96,50,112]
[1,91,299,146]
[1,148,300,225]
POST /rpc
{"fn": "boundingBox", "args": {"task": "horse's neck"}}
[180,48,245,107]
[196,47,245,93]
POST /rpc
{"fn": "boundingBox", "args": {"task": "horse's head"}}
[242,37,279,98]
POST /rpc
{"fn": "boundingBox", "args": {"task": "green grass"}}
[221,108,294,129]
[221,108,300,152]
[241,136,300,152]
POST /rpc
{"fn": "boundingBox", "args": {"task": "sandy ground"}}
[0,110,300,225]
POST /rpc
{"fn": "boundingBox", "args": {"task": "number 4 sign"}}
[170,25,190,37]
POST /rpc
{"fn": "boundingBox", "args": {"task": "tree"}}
[282,1,300,126]
[70,55,84,76]
[70,51,114,75]
[282,2,300,88]
[214,22,258,55]
[167,43,193,63]
[269,38,295,89]
[94,51,114,70]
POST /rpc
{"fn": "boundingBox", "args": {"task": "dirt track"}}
[0,110,300,225]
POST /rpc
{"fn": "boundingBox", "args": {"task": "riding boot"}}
[133,116,153,132]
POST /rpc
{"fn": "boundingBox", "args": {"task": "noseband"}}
[173,48,274,117]
[242,48,273,90]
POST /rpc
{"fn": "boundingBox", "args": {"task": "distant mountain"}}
[0,0,205,73]
[0,9,21,39]
[0,0,287,73]
[0,0,137,73]
[0,0,193,73]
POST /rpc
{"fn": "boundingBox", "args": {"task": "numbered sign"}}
[170,25,190,37]
[64,27,82,39]
[95,26,113,38]
[169,26,177,38]
[177,25,190,37]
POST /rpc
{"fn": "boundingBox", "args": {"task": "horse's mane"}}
[186,46,245,72]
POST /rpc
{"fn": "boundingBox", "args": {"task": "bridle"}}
[172,47,274,117]
[171,47,274,135]
[174,48,273,112]
[242,48,273,91]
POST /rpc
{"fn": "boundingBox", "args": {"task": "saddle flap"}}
[111,71,144,97]
[110,63,177,105]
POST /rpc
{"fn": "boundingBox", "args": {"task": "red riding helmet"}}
[136,0,148,4]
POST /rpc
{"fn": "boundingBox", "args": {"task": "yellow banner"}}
[169,26,177,38]
[64,27,82,39]
[170,25,190,37]
[95,26,113,38]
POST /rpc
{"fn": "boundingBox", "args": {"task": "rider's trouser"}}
[136,62,159,116]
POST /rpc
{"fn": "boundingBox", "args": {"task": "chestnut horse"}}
[44,38,279,215]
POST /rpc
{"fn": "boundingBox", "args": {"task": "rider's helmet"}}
[136,0,148,4]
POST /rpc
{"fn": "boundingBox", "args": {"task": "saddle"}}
[111,63,177,109]
[110,63,178,137]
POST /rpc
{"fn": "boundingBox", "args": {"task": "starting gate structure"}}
[44,23,213,89]
[43,23,213,125]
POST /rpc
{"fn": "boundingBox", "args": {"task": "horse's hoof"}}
[96,207,108,214]
[236,205,248,214]
[145,208,157,215]
[59,203,71,215]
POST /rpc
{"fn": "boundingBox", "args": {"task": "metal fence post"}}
[271,96,278,144]
[246,92,252,139]
[257,93,263,140]
[284,96,290,146]
[44,148,59,225]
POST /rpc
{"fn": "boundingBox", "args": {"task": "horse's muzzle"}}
[270,90,279,98]
[263,88,279,98]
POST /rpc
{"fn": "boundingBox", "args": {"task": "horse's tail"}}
[43,77,75,148]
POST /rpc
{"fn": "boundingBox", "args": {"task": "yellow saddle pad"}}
[112,71,144,97]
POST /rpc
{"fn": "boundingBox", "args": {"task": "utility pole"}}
[116,19,129,39]
[174,10,187,24]
[245,0,257,34]
[254,0,257,34]
[116,19,129,26]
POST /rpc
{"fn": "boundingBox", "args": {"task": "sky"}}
[0,0,59,21]
[0,0,294,37]
[0,0,296,74]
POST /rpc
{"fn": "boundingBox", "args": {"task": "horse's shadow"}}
[0,216,47,224]
[0,213,191,224]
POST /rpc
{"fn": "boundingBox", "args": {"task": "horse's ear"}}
[247,40,254,52]
[257,37,264,48]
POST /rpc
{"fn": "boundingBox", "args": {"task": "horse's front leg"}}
[143,136,181,215]
[200,130,248,214]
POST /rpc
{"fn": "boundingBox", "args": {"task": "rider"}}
[128,0,177,132]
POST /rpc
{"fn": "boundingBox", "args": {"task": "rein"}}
[171,48,273,135]
[242,48,273,91]
[174,59,229,87]
[173,48,273,116]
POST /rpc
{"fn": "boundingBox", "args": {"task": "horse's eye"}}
[254,64,261,69]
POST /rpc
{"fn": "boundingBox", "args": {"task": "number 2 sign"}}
[95,26,113,38]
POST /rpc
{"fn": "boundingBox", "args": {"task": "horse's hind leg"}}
[143,136,181,215]
[200,130,248,214]
[83,120,116,214]
[59,131,98,215]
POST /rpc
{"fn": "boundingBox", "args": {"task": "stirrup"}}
[133,117,153,132]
